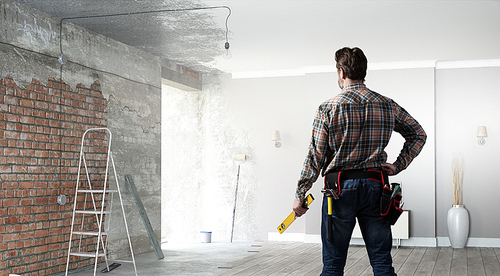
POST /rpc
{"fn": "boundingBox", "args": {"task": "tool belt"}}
[324,168,403,225]
[380,183,403,225]
[324,168,388,195]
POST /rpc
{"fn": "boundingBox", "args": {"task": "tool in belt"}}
[322,168,402,242]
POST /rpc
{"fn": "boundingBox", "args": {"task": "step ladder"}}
[65,128,138,276]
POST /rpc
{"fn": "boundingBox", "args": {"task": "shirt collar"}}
[342,83,366,92]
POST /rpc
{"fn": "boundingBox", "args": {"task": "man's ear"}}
[338,68,346,79]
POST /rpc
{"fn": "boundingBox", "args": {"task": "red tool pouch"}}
[380,183,403,225]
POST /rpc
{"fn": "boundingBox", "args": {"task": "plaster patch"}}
[108,93,161,133]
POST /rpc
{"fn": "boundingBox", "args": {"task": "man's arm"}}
[294,106,330,212]
[392,103,427,173]
[295,106,328,202]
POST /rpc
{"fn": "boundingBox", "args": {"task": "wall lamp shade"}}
[477,126,487,145]
[272,130,281,148]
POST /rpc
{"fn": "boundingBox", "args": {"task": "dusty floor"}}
[62,241,260,276]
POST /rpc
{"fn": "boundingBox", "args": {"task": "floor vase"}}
[447,205,469,248]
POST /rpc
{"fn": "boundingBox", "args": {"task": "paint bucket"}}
[200,231,212,243]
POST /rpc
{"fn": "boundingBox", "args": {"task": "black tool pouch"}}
[380,183,403,225]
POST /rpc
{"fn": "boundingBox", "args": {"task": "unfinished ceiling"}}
[13,0,500,75]
[14,0,227,73]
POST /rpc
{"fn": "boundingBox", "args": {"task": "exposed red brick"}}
[3,199,19,207]
[4,217,19,224]
[1,77,108,275]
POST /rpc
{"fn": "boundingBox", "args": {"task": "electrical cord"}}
[58,6,232,61]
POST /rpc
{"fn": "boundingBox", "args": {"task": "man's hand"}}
[381,163,397,176]
[292,198,308,217]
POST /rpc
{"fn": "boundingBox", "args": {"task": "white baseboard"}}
[437,237,500,247]
[269,233,500,248]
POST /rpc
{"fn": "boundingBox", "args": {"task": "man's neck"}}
[343,78,364,87]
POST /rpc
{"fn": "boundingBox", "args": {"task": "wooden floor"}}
[217,242,500,276]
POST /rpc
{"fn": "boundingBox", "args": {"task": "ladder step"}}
[75,210,110,214]
[78,189,118,193]
[69,252,106,258]
[109,259,135,264]
[72,231,108,236]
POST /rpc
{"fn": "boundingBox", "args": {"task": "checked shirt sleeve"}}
[392,103,427,173]
[295,106,331,202]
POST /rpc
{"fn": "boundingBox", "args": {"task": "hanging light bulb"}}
[223,41,232,59]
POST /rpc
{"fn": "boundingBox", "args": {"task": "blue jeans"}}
[321,178,396,276]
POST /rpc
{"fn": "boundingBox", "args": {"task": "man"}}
[292,47,426,275]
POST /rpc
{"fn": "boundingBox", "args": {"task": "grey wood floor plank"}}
[263,243,320,276]
[217,242,500,276]
[344,246,370,273]
[392,247,414,273]
[467,247,486,276]
[494,248,500,260]
[451,248,468,276]
[480,248,500,276]
[303,263,323,276]
[358,263,374,276]
[281,245,322,276]
[344,250,371,276]
[397,247,426,276]
[218,242,304,275]
[432,246,453,276]
[414,247,439,276]
[284,244,323,276]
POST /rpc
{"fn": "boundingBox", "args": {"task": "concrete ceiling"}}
[14,0,227,73]
[14,0,500,75]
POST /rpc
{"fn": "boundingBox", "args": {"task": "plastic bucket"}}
[200,231,212,243]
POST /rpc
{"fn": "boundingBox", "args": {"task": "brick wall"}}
[0,76,108,276]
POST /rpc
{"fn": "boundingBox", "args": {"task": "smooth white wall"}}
[435,67,500,240]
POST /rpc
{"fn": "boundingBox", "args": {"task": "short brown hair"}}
[335,47,367,81]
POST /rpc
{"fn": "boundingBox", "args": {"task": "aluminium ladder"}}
[65,128,137,276]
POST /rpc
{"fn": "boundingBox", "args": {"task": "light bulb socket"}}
[478,137,486,145]
[57,194,66,205]
[58,54,67,65]
[225,42,230,50]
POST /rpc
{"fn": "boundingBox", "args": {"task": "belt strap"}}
[338,169,383,180]
[324,169,387,194]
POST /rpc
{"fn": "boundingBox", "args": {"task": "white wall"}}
[161,63,500,246]
[225,68,435,240]
[435,67,500,241]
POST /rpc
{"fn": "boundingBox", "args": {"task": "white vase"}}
[447,205,469,248]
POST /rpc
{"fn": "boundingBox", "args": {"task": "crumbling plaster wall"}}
[1,0,162,264]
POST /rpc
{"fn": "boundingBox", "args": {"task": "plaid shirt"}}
[296,83,427,201]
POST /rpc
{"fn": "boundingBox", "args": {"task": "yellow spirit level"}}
[277,194,314,234]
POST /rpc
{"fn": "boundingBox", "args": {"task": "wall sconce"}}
[272,130,281,148]
[477,126,487,145]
